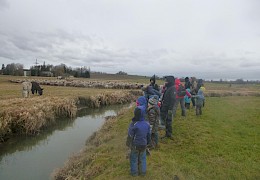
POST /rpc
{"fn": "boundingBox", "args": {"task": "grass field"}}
[1,75,260,179]
[54,96,260,179]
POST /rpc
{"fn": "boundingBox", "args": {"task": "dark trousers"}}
[191,97,195,107]
[161,111,173,137]
[196,105,202,115]
[185,103,190,109]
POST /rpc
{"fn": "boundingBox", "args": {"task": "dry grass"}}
[0,96,77,141]
[0,90,141,142]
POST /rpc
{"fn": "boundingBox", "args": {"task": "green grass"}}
[54,96,260,179]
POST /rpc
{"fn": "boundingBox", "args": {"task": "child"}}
[200,84,206,107]
[194,89,205,115]
[147,96,160,149]
[184,88,191,109]
[126,97,150,176]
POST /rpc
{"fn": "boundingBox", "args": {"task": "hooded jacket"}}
[128,96,150,147]
[161,76,176,111]
[195,89,205,106]
[136,96,147,110]
[185,77,191,89]
[175,78,191,99]
[149,75,159,91]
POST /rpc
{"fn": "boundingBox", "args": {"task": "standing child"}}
[194,89,205,115]
[147,96,160,149]
[184,88,191,109]
[126,97,150,176]
[200,84,206,107]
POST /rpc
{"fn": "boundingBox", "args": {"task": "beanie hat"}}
[148,97,158,105]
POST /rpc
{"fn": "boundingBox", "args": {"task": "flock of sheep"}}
[11,79,144,98]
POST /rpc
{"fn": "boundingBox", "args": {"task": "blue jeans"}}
[130,147,146,176]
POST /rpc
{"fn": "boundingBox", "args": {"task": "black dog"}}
[31,82,43,95]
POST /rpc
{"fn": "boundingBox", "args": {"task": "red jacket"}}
[175,78,191,99]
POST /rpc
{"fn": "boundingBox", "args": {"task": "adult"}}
[184,77,192,89]
[149,75,159,91]
[173,78,190,117]
[160,76,176,139]
[190,77,197,107]
[142,75,161,98]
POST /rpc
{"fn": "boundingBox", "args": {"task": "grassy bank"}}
[0,75,143,142]
[53,96,260,179]
[0,90,141,142]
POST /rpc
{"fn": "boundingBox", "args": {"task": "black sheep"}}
[31,82,43,95]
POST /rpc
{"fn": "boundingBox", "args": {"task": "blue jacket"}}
[128,97,150,147]
[195,89,205,106]
[184,88,191,103]
[136,96,147,109]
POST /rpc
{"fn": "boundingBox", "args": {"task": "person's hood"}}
[185,77,189,82]
[137,105,146,121]
[186,88,191,93]
[175,78,181,86]
[165,76,175,87]
[136,96,147,107]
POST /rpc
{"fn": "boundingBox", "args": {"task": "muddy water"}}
[0,104,129,180]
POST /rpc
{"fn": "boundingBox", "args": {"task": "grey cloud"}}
[0,0,9,10]
[240,61,260,68]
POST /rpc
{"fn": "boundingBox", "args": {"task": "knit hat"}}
[148,97,158,105]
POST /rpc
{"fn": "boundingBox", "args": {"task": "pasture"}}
[0,74,259,179]
[54,96,260,179]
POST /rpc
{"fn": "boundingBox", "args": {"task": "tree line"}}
[0,63,90,78]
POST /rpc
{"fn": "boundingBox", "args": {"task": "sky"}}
[0,0,259,80]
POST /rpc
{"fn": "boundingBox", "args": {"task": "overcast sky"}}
[0,0,259,80]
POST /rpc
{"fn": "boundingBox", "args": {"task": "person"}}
[194,89,205,115]
[200,83,206,107]
[135,96,148,108]
[173,78,191,117]
[147,96,160,148]
[160,76,176,139]
[127,97,150,176]
[190,77,197,108]
[184,77,191,89]
[184,88,191,109]
[149,74,160,91]
[142,75,161,99]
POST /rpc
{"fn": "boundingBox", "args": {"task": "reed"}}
[0,97,77,141]
[0,91,141,142]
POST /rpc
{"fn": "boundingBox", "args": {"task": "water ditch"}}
[0,104,129,180]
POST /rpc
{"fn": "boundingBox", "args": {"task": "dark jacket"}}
[185,77,191,89]
[161,76,176,111]
[150,75,159,91]
[128,97,150,147]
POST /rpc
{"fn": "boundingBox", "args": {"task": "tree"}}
[116,71,127,75]
[3,63,23,76]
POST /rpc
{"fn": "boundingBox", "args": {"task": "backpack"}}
[177,84,186,97]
